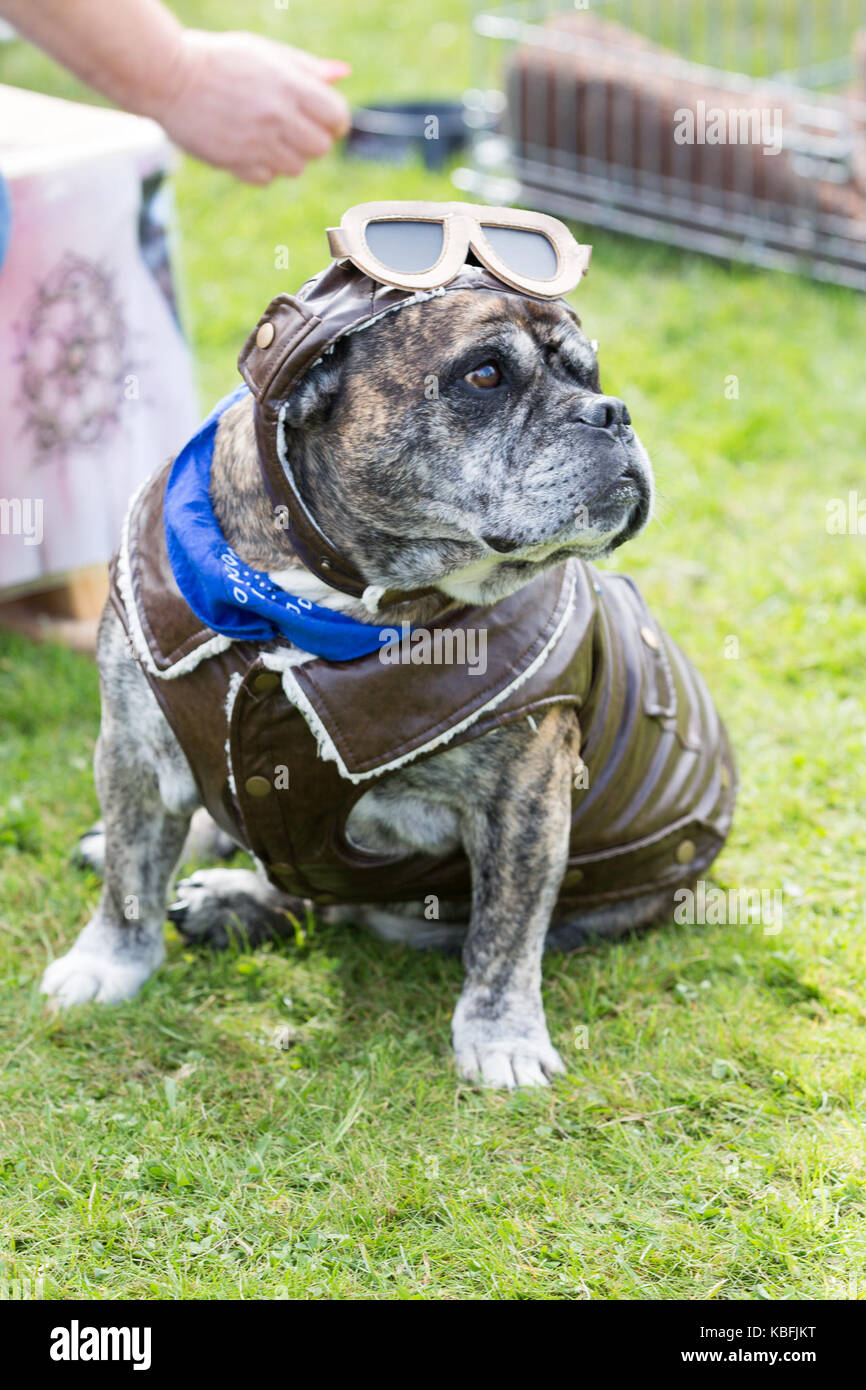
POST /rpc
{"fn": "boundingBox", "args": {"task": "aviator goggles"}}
[326,201,591,298]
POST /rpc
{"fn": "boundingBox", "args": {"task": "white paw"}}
[172,866,263,907]
[167,867,262,943]
[454,1036,566,1089]
[167,867,295,948]
[452,990,565,1090]
[40,930,163,1008]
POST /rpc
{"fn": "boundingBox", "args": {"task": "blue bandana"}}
[164,386,394,662]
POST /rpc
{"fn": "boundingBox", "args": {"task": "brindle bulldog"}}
[41,258,735,1089]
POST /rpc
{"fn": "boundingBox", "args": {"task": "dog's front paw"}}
[168,867,296,948]
[40,934,162,1008]
[454,1037,566,1089]
[452,993,565,1089]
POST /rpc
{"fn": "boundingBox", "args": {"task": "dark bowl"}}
[345,100,479,171]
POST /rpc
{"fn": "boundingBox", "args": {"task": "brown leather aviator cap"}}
[237,262,578,598]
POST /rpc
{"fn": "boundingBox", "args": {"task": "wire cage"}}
[456,0,866,288]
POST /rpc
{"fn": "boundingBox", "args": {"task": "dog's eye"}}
[463,362,501,389]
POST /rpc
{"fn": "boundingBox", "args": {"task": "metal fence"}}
[457,0,866,288]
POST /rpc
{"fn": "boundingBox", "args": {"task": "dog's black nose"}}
[482,533,523,554]
[575,395,630,431]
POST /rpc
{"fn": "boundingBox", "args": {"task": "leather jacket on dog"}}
[110,458,736,912]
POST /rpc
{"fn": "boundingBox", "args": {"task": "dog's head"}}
[279,285,653,605]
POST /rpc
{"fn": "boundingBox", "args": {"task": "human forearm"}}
[0,0,186,118]
[0,0,351,183]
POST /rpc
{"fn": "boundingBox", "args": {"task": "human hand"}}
[153,29,351,183]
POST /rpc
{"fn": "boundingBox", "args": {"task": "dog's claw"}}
[454,1040,566,1090]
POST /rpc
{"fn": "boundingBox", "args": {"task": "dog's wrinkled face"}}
[280,287,653,604]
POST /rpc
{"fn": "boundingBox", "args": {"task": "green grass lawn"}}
[2,1,866,1301]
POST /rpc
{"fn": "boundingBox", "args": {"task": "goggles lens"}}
[365,219,445,274]
[480,225,559,280]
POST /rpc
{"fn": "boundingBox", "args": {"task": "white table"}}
[0,84,198,595]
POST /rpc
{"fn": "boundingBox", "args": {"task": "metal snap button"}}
[244,775,272,798]
[256,321,275,349]
[676,838,696,864]
[252,670,280,694]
